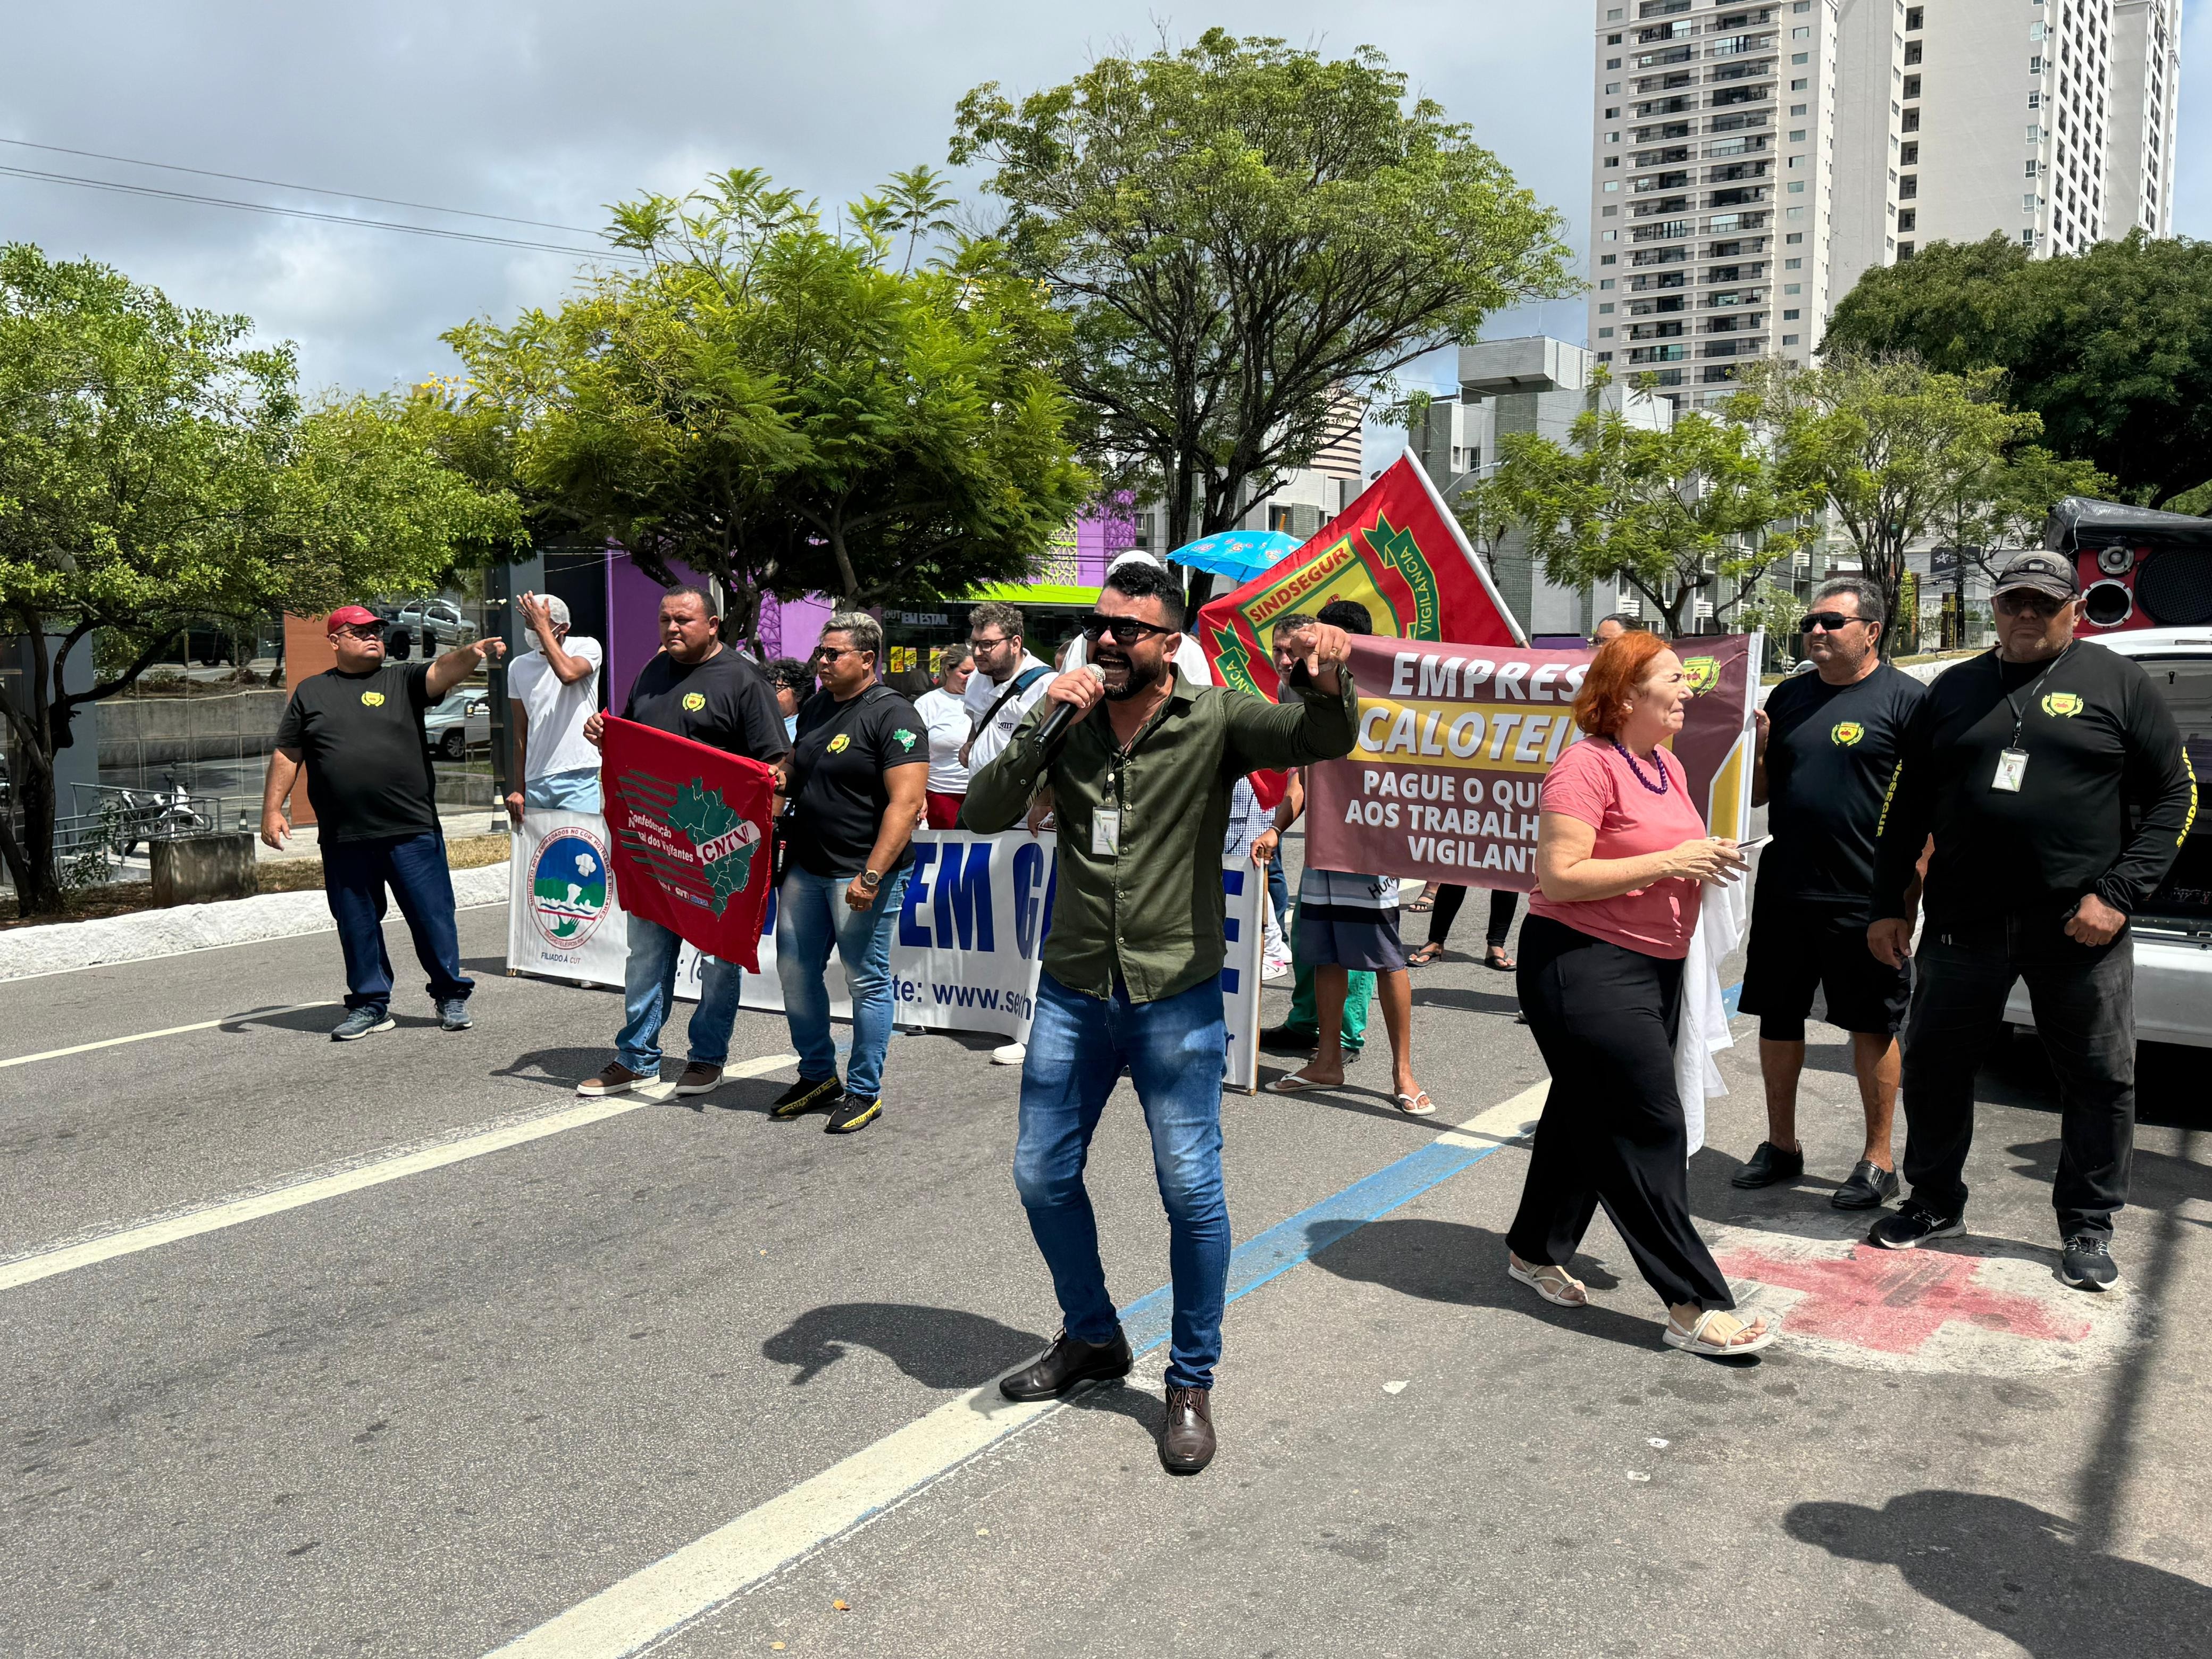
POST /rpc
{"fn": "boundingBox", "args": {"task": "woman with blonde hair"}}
[1504,631,1777,1358]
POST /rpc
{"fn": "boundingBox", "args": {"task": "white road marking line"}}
[482,1074,1560,1659]
[0,1002,340,1069]
[0,1053,797,1294]
[489,1382,1059,1658]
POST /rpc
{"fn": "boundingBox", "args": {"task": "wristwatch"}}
[856,869,883,891]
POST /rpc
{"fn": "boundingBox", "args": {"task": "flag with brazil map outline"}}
[1198,454,1526,809]
[600,717,777,972]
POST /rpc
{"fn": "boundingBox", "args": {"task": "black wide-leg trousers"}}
[1507,915,1735,1311]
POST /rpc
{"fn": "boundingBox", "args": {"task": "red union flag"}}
[1306,633,1758,889]
[600,717,777,971]
[1198,455,1524,807]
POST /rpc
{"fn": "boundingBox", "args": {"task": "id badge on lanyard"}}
[1092,808,1121,857]
[1991,748,2030,792]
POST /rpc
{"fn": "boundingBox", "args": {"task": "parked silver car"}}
[421,691,490,760]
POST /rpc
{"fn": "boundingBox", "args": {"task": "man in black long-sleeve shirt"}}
[1866,552,2197,1289]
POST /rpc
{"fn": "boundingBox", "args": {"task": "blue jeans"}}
[321,831,472,1011]
[615,912,742,1074]
[1266,856,1289,933]
[1013,971,1230,1390]
[775,866,909,1101]
[524,766,602,812]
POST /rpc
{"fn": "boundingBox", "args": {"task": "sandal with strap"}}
[1407,942,1446,967]
[1663,1308,1777,1358]
[1507,1255,1588,1308]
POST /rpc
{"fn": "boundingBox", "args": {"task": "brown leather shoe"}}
[577,1060,651,1097]
[1159,1385,1216,1474]
[998,1329,1133,1401]
[674,1062,723,1097]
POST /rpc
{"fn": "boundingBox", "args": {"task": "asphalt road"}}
[3,844,2208,1658]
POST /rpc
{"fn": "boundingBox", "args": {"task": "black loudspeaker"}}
[2134,552,2212,628]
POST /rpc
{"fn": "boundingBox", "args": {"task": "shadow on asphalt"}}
[1786,1490,2212,1654]
[761,1302,1048,1388]
[1405,985,1524,1019]
[1299,1217,1655,1350]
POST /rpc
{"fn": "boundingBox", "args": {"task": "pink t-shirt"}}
[1526,736,1707,959]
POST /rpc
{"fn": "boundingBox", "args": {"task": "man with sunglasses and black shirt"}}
[264,604,506,1040]
[963,560,1359,1477]
[1736,580,1924,1208]
[1867,551,2196,1289]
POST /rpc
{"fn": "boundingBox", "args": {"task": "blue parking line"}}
[1113,976,1748,1351]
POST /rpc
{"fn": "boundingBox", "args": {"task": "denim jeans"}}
[1900,909,2137,1238]
[1013,970,1230,1390]
[322,831,472,1011]
[775,866,909,1101]
[615,912,743,1075]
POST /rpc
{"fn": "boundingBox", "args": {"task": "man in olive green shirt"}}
[964,559,1357,1477]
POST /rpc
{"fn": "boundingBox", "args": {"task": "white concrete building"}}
[1407,338,1677,635]
[1586,0,2183,411]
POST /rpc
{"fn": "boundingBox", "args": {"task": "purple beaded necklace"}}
[1610,738,1670,795]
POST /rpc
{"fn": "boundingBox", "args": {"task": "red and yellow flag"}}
[1198,454,1525,805]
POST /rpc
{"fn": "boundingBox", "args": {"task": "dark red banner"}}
[1305,634,1758,889]
[600,717,777,971]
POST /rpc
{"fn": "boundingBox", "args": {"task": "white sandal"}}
[1507,1257,1588,1309]
[1664,1308,1777,1357]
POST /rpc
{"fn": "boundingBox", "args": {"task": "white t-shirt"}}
[508,636,603,780]
[916,687,972,795]
[961,652,1053,772]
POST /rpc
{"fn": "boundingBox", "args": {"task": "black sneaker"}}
[769,1077,844,1120]
[1731,1141,1806,1189]
[331,1007,395,1042]
[2059,1234,2121,1292]
[1866,1200,1966,1251]
[1830,1160,1901,1210]
[436,997,472,1032]
[1258,1024,1320,1055]
[825,1094,881,1135]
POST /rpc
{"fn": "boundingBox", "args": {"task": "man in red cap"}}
[262,605,506,1040]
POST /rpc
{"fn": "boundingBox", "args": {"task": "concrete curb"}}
[0,863,512,983]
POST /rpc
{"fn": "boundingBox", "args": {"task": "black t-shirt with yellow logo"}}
[787,684,927,877]
[275,662,442,843]
[1759,662,1926,911]
[621,647,789,762]
[1873,641,2196,924]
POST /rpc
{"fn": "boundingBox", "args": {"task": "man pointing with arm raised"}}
[961,559,1360,1476]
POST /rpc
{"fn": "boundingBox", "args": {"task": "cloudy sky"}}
[5,1,2208,428]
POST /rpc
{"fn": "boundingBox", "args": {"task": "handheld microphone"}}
[1034,664,1105,748]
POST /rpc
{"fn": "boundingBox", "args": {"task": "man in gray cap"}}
[1866,550,2196,1290]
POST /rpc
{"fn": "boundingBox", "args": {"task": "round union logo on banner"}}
[530,826,611,948]
[1681,656,1721,695]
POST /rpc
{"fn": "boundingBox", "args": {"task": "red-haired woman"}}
[1504,632,1778,1358]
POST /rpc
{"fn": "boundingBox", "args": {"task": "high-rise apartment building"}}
[1586,0,2182,409]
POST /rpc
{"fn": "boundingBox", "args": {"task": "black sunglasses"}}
[1798,611,1866,634]
[1079,612,1175,645]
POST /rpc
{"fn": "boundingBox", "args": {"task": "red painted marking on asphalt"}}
[1713,1245,2092,1354]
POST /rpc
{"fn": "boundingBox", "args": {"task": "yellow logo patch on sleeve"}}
[2041,692,2084,717]
[360,690,386,707]
[1830,720,1865,746]
[681,692,706,712]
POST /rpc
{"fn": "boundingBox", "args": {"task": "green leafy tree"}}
[1486,402,1817,638]
[447,168,1093,629]
[950,29,1576,602]
[1823,232,2212,507]
[1729,355,2038,656]
[1926,443,2112,614]
[0,245,525,916]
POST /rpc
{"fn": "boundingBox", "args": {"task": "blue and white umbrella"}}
[1165,529,1303,586]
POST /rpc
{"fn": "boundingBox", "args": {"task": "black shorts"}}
[1738,898,1911,1040]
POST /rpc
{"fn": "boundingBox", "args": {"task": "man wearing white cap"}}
[505,591,604,823]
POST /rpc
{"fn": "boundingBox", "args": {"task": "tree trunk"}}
[8,736,65,918]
